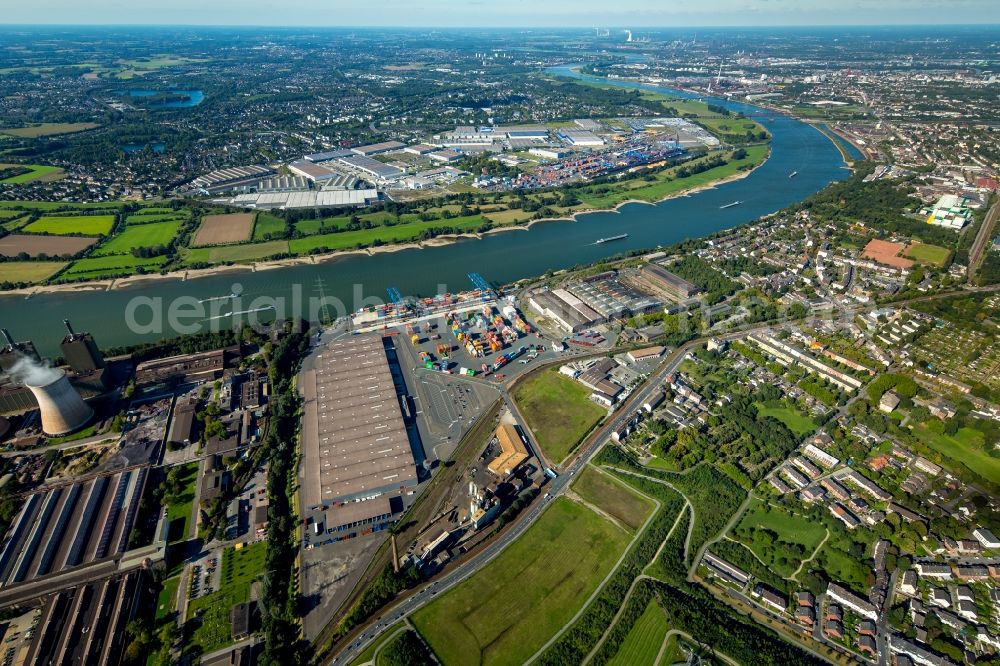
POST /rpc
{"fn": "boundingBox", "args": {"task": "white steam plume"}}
[3,353,62,387]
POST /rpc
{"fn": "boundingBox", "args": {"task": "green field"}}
[0,200,125,211]
[511,368,607,464]
[348,622,407,666]
[0,261,67,284]
[187,542,266,656]
[412,497,630,666]
[165,463,198,542]
[608,600,670,666]
[911,422,1000,486]
[0,164,65,184]
[904,242,952,267]
[24,214,115,236]
[0,122,99,138]
[62,254,167,279]
[156,576,181,622]
[1,216,32,232]
[183,240,289,265]
[572,465,655,531]
[735,501,827,557]
[755,403,816,437]
[92,220,180,256]
[125,211,188,225]
[289,215,486,254]
[252,212,286,240]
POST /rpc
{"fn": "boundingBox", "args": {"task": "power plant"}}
[24,370,93,437]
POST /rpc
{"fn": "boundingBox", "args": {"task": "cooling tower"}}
[25,372,94,436]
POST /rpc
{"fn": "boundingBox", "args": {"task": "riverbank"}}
[8,150,768,297]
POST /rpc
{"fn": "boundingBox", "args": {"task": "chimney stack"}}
[1,329,14,348]
[63,319,76,340]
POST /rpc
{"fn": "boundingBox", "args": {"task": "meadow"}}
[24,214,116,236]
[412,497,630,666]
[93,220,180,256]
[511,368,607,464]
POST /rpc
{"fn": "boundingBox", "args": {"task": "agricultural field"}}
[511,367,607,464]
[186,542,266,656]
[0,163,65,184]
[92,220,180,256]
[251,212,286,240]
[607,600,670,666]
[412,497,630,666]
[904,242,951,267]
[0,234,98,258]
[62,254,167,279]
[0,261,67,284]
[183,240,289,265]
[0,122,100,138]
[125,210,189,225]
[572,465,655,531]
[1,216,32,232]
[288,215,487,254]
[0,200,125,211]
[191,213,255,246]
[23,214,116,236]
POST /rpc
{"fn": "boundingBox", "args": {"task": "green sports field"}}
[412,497,630,666]
[24,214,115,236]
[92,220,180,256]
[608,600,670,666]
[904,242,952,267]
[511,367,607,464]
[572,465,655,531]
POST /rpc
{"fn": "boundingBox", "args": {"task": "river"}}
[1,68,857,357]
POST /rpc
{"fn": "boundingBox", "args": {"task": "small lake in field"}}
[121,142,165,153]
[114,89,204,108]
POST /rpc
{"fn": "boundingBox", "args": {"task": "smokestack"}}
[24,371,93,436]
[1,329,13,348]
[63,319,76,340]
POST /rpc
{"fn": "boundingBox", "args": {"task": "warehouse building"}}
[188,165,275,194]
[351,140,406,156]
[0,468,148,588]
[528,290,598,333]
[287,159,345,183]
[222,189,379,210]
[12,570,146,665]
[635,264,703,301]
[487,424,529,477]
[558,128,605,146]
[301,334,417,510]
[337,154,405,181]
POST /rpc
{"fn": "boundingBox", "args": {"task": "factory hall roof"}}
[301,335,417,508]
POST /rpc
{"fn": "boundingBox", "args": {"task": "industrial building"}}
[24,370,93,436]
[301,334,417,510]
[558,128,605,147]
[337,155,405,181]
[3,570,146,665]
[188,165,276,194]
[0,328,39,374]
[59,320,105,373]
[308,495,399,543]
[528,290,598,333]
[568,272,661,319]
[287,159,346,183]
[0,468,148,587]
[134,347,235,387]
[635,263,703,301]
[487,424,529,477]
[220,188,379,210]
[351,140,406,156]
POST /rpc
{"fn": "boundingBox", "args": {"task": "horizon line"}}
[1,22,998,29]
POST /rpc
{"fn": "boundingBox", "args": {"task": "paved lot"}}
[301,533,387,640]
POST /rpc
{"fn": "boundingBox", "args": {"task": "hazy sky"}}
[4,0,1000,27]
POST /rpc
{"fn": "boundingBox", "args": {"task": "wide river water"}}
[2,67,858,356]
